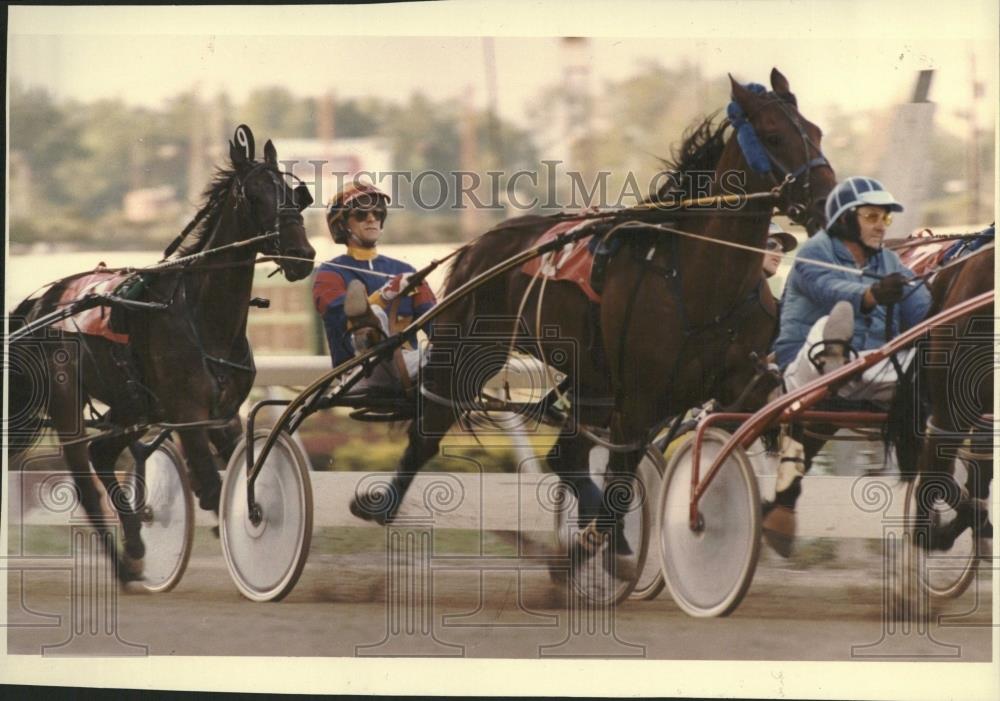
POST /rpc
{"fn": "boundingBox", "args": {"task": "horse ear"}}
[770,68,790,95]
[263,139,278,167]
[729,74,761,113]
[230,140,248,168]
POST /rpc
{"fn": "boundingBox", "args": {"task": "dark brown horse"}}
[9,126,315,584]
[890,240,994,553]
[351,69,835,570]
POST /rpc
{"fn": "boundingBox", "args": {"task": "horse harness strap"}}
[171,274,255,420]
[206,354,255,373]
[615,227,769,423]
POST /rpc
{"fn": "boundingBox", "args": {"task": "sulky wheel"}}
[657,428,761,617]
[903,457,989,600]
[628,450,666,601]
[219,429,313,602]
[550,445,659,606]
[125,438,194,593]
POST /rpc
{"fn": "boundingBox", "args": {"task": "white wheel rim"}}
[133,442,191,592]
[220,432,311,601]
[658,429,759,617]
[630,452,665,600]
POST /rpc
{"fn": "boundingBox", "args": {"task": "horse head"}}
[727,68,836,234]
[228,126,316,281]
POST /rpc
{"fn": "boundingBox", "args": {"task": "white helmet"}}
[825,176,904,228]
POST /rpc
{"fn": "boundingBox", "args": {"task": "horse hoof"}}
[762,505,796,558]
[572,522,607,555]
[117,555,146,591]
[198,492,220,514]
[349,492,394,526]
[121,579,150,595]
[971,499,992,537]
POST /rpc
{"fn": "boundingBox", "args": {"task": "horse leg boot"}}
[599,445,643,583]
[545,432,604,533]
[762,428,809,558]
[920,463,991,551]
[964,446,993,544]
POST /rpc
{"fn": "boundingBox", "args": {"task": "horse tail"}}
[884,350,925,482]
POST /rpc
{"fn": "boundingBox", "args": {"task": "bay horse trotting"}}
[888,238,994,591]
[349,68,836,589]
[8,125,315,586]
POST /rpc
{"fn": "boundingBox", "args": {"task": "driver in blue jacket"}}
[774,176,931,398]
[764,176,932,554]
[312,183,436,385]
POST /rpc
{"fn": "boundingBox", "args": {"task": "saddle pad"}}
[51,270,131,344]
[897,239,952,277]
[520,220,601,303]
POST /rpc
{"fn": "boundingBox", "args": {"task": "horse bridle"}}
[227,162,312,263]
[743,95,831,231]
[164,161,311,268]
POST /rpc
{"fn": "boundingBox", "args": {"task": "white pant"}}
[783,315,914,405]
[351,306,423,390]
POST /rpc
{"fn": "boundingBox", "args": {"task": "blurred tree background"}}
[8,59,994,251]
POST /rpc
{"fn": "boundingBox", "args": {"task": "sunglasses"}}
[858,209,893,226]
[350,207,387,223]
[766,239,783,252]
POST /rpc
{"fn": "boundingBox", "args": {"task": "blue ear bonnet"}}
[727,83,772,175]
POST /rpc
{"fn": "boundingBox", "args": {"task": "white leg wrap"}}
[775,434,806,493]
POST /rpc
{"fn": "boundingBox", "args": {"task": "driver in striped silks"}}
[312,182,436,388]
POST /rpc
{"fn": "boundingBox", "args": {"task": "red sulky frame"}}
[687,289,995,530]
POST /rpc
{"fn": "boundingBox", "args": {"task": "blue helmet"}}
[824,176,904,228]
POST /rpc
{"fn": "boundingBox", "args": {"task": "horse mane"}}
[169,166,238,258]
[647,111,731,203]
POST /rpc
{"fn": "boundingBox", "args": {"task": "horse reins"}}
[753,97,831,230]
[594,92,830,451]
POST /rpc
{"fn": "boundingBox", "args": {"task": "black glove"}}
[869,272,907,305]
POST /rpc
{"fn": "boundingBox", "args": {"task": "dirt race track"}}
[6,537,993,661]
